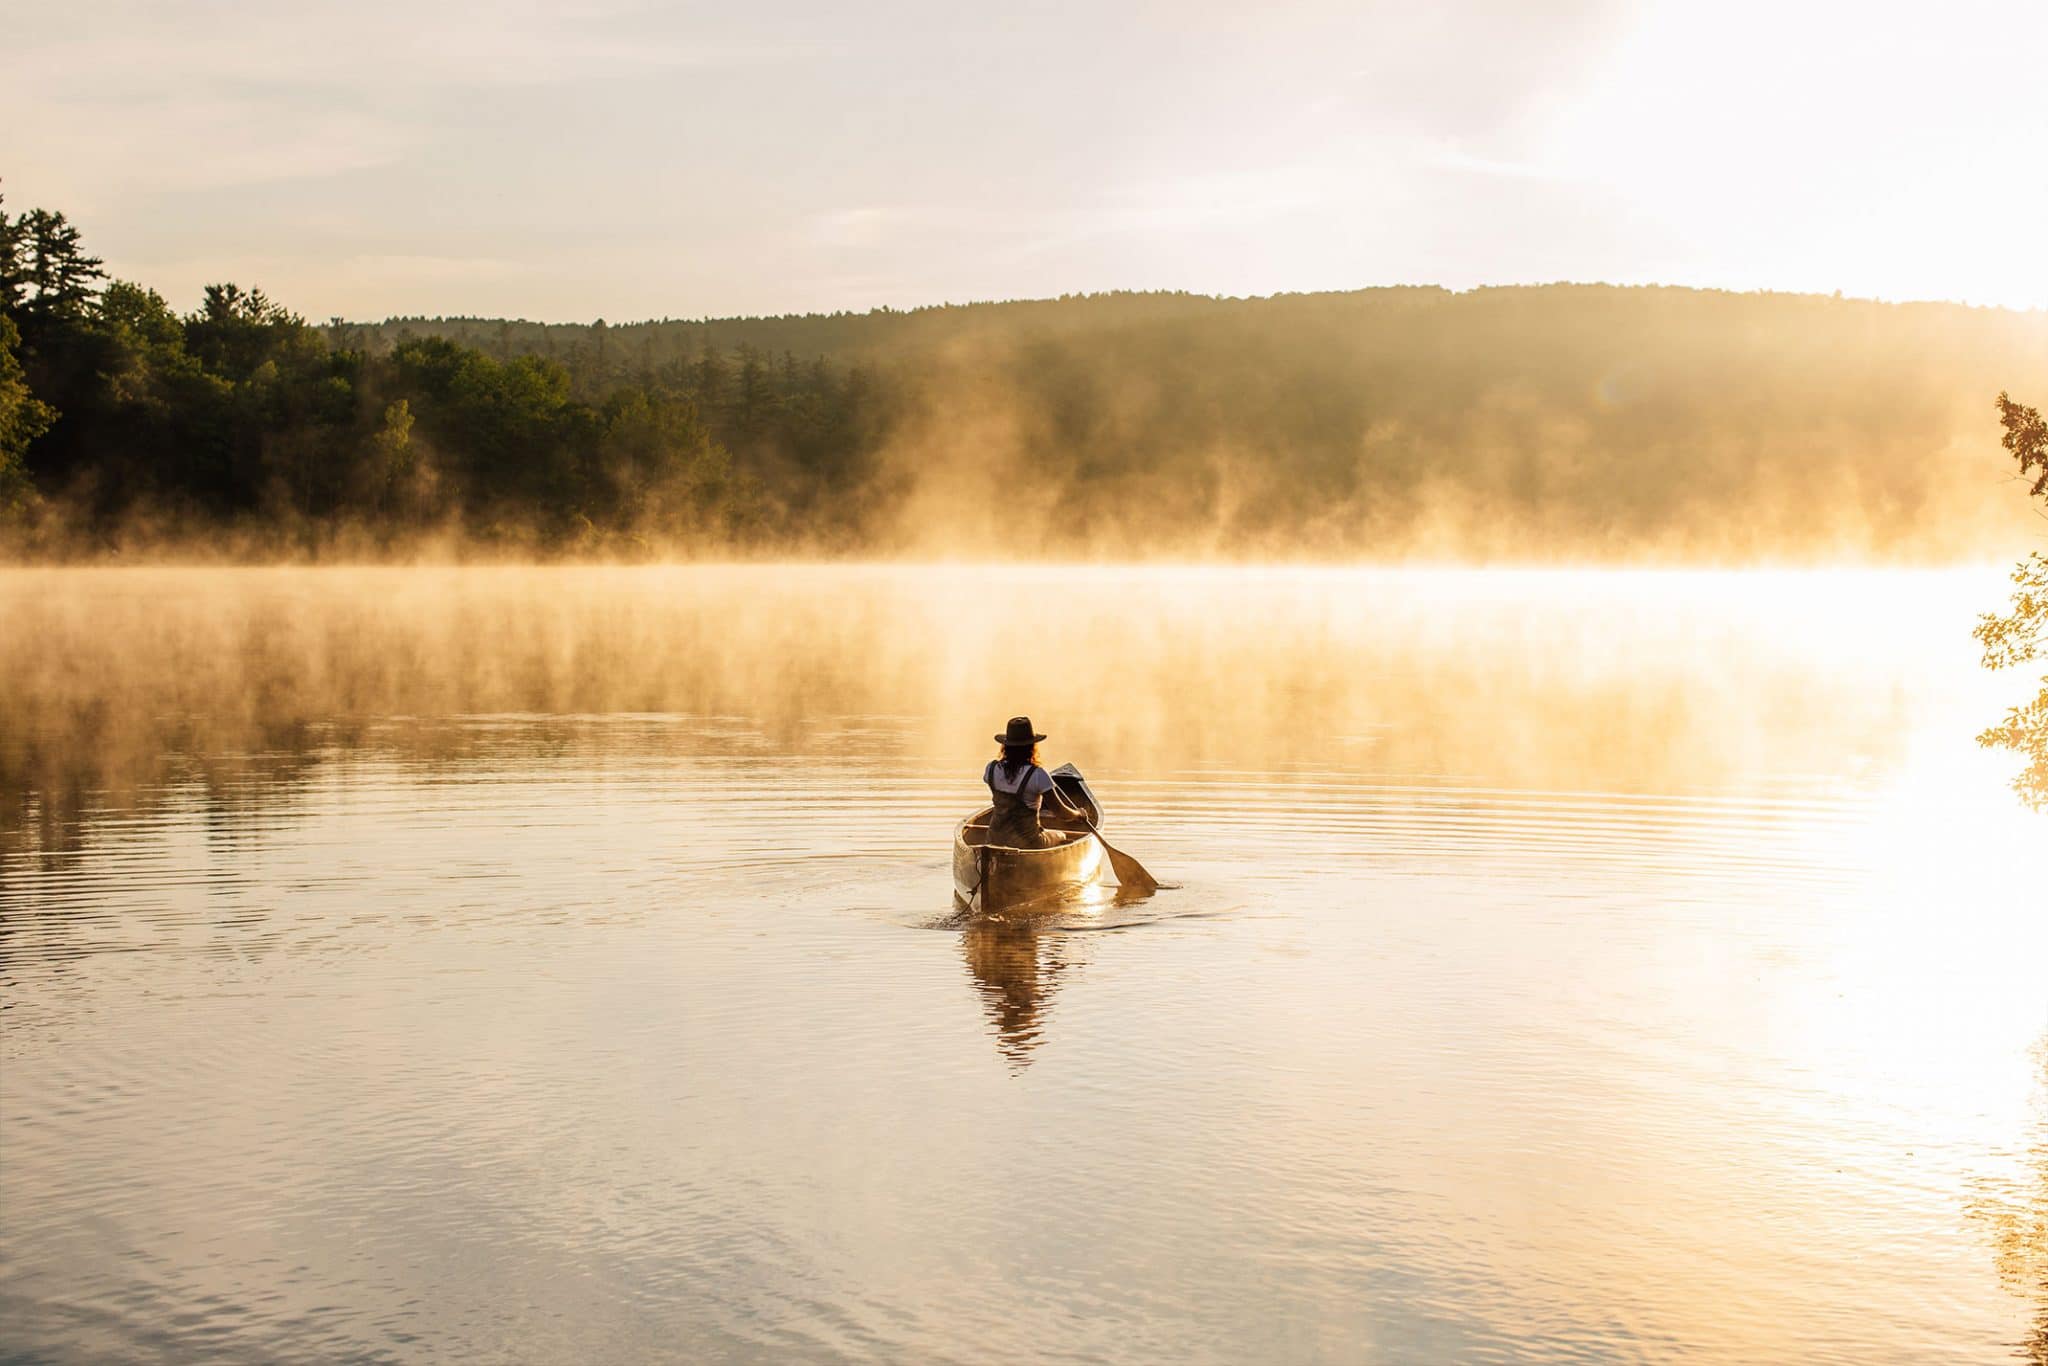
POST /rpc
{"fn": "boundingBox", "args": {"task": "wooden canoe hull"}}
[952,808,1109,913]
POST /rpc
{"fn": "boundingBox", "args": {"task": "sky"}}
[4,0,2045,322]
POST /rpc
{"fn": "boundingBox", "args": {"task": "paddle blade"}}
[1099,838,1159,893]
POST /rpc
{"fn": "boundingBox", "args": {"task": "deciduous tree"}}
[1975,393,2048,807]
[0,315,54,509]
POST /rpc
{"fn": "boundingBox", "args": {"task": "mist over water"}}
[3,564,2044,1363]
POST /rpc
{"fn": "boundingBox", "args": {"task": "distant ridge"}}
[332,283,2047,369]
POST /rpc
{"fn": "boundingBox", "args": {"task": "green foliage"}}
[0,196,830,549]
[343,285,2048,559]
[1998,391,2048,497]
[3,192,2047,564]
[0,192,23,317]
[1977,394,2048,808]
[0,315,54,510]
[0,188,104,324]
[185,283,314,380]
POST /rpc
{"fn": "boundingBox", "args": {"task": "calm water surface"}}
[2,565,2044,1363]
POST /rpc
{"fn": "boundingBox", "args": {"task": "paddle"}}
[1077,814,1159,894]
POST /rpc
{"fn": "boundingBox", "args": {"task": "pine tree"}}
[0,188,26,317]
[13,207,105,324]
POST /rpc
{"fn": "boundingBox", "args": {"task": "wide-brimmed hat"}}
[995,716,1047,746]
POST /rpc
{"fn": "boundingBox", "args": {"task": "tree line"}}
[5,188,2048,560]
[1,192,898,554]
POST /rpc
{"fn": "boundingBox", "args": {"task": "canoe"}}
[953,808,1110,913]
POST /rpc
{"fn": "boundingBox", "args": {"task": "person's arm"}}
[1038,769,1086,819]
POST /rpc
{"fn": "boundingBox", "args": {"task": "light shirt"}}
[984,760,1055,808]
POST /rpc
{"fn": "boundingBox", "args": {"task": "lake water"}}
[2,565,2044,1364]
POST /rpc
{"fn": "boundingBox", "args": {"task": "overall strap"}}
[992,759,1037,799]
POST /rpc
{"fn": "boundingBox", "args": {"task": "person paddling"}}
[984,716,1087,849]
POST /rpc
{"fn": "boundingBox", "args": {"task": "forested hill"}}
[339,290,1244,366]
[5,190,2046,560]
[342,284,2047,390]
[342,286,2048,559]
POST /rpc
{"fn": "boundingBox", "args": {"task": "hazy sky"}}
[5,0,2044,321]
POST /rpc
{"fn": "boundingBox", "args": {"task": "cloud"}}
[0,0,805,205]
[10,98,414,199]
[9,0,792,93]
[6,0,2044,318]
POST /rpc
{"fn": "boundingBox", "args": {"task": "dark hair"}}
[997,742,1039,778]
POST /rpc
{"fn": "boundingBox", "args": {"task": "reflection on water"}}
[961,917,1074,1067]
[950,880,1150,1068]
[2,565,2044,1363]
[1971,1038,2048,1363]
